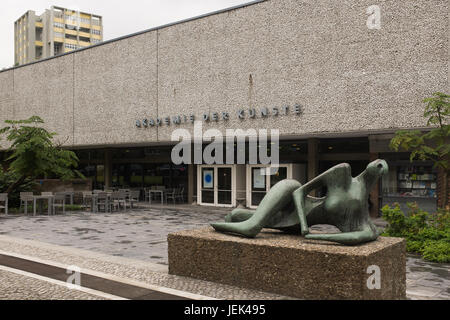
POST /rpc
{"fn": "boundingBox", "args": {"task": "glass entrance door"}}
[249,165,289,207]
[201,167,215,204]
[217,167,232,205]
[251,167,267,207]
[198,165,235,207]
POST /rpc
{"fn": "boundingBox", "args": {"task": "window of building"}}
[65,33,77,40]
[319,138,369,154]
[35,47,43,59]
[53,8,63,18]
[97,165,105,185]
[382,163,437,198]
[79,165,101,189]
[65,14,80,25]
[64,43,79,50]
[112,164,146,188]
[80,17,91,24]
[112,148,145,160]
[35,28,43,41]
[54,43,63,55]
[91,29,101,35]
[76,149,105,161]
[380,159,438,214]
[92,17,101,26]
[110,163,188,190]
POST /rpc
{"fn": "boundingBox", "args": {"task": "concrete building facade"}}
[14,6,103,65]
[1,0,449,214]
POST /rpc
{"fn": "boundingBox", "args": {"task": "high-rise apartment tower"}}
[14,6,103,65]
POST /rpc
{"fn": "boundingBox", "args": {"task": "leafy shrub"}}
[380,204,407,236]
[431,209,450,231]
[422,240,450,263]
[381,203,450,263]
[406,240,424,253]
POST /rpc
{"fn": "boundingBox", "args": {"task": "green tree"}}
[390,92,450,207]
[0,116,83,195]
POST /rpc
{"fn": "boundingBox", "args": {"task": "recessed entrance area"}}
[197,165,245,207]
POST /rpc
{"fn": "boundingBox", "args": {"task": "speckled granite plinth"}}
[168,227,406,300]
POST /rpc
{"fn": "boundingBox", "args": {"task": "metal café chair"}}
[96,192,111,213]
[149,186,157,202]
[63,189,75,205]
[0,193,8,215]
[20,192,34,215]
[52,193,66,215]
[41,192,53,196]
[165,188,177,205]
[175,187,185,203]
[157,186,166,203]
[144,187,150,202]
[121,190,131,210]
[120,189,131,200]
[111,191,127,212]
[82,191,93,210]
[129,190,140,208]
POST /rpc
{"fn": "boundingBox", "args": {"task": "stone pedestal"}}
[168,227,406,300]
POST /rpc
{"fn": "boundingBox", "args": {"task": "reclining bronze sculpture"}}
[211,159,388,245]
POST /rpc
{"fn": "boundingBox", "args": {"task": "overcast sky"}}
[0,0,252,69]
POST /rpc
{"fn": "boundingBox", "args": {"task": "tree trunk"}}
[437,168,449,210]
[6,175,27,194]
[444,170,449,209]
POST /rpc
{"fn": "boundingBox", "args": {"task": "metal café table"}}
[33,195,54,216]
[148,190,165,205]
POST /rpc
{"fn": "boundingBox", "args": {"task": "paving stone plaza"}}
[0,205,448,300]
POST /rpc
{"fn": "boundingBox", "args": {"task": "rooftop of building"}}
[14,5,102,22]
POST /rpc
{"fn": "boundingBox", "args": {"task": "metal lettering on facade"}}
[136,104,303,128]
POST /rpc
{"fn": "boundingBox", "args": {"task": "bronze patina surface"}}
[212,159,388,245]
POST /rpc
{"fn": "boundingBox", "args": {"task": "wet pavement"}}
[406,254,449,300]
[0,204,448,300]
[0,206,227,266]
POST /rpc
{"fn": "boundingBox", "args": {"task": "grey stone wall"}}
[0,0,448,148]
[13,54,74,144]
[0,70,14,125]
[73,32,158,146]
